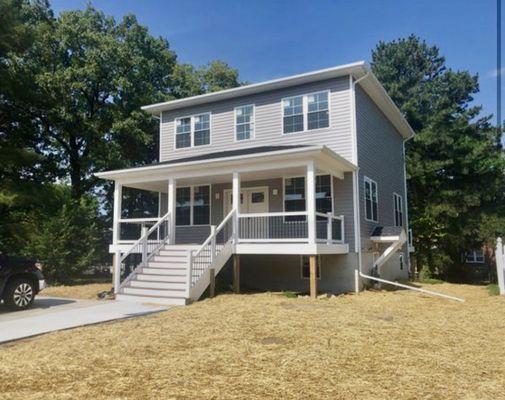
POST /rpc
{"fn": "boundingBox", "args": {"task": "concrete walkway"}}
[0,296,167,344]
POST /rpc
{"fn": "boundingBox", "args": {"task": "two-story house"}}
[96,61,415,305]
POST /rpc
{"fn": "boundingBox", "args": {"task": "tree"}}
[9,5,177,199]
[371,35,505,278]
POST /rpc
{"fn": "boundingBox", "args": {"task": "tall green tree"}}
[371,35,505,278]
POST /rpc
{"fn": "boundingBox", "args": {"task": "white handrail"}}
[238,211,307,218]
[193,209,236,260]
[119,217,160,223]
[120,211,171,263]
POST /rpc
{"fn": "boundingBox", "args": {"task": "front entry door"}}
[224,188,269,240]
[224,188,268,214]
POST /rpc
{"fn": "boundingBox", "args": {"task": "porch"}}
[96,145,357,303]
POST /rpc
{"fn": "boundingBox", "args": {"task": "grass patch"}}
[487,283,500,296]
[279,291,299,298]
[40,282,111,300]
[417,277,444,284]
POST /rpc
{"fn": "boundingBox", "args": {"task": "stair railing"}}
[113,211,171,293]
[186,208,236,298]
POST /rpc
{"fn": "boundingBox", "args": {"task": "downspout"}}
[351,70,464,302]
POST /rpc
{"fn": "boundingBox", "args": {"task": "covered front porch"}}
[103,145,356,256]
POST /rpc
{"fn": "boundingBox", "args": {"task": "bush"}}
[29,192,103,284]
[487,284,500,296]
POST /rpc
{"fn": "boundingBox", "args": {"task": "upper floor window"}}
[175,113,210,149]
[235,105,254,141]
[282,91,329,134]
[393,193,403,227]
[466,250,484,263]
[364,176,378,222]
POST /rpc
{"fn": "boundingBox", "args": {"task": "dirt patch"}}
[40,283,111,300]
[1,283,504,399]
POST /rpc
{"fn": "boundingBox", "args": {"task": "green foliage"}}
[371,35,505,278]
[487,284,500,296]
[27,186,104,284]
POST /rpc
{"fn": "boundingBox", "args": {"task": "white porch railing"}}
[236,211,344,244]
[315,212,345,244]
[187,209,236,300]
[113,212,171,293]
[117,217,160,244]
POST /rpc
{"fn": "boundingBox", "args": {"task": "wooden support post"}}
[209,268,215,298]
[309,255,317,299]
[233,254,240,294]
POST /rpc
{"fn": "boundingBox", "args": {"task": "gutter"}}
[351,73,463,303]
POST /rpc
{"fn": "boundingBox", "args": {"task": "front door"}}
[224,187,268,214]
[224,187,269,240]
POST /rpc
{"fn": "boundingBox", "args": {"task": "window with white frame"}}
[364,176,378,222]
[284,175,332,221]
[235,105,254,140]
[393,193,403,227]
[466,250,485,263]
[176,185,210,226]
[175,113,210,148]
[300,255,321,279]
[282,91,329,134]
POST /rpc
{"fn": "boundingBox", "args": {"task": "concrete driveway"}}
[0,296,167,344]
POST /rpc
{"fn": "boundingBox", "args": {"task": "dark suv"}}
[0,253,46,310]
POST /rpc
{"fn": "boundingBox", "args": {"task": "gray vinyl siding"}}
[333,173,354,250]
[355,85,408,271]
[160,77,352,163]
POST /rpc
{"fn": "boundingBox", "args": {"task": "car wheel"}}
[4,279,35,310]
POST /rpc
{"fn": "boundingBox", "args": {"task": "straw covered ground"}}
[41,283,111,300]
[1,283,504,399]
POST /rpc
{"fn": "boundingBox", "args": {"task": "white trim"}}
[234,104,255,141]
[175,184,212,226]
[174,112,212,150]
[235,242,349,255]
[364,176,378,223]
[349,75,358,165]
[300,255,322,280]
[465,250,485,264]
[159,112,163,161]
[281,90,330,135]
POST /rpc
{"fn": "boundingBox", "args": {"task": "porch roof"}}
[95,145,357,191]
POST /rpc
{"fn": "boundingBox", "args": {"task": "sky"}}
[50,0,502,124]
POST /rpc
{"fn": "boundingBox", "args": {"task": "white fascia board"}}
[141,61,368,114]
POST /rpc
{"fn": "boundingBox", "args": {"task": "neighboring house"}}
[96,61,415,305]
[462,248,492,281]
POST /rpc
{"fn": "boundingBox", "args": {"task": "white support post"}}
[496,238,505,295]
[232,172,241,242]
[112,182,122,245]
[141,225,148,266]
[306,161,316,244]
[186,250,193,298]
[326,212,332,245]
[168,177,176,244]
[113,250,121,294]
[210,225,216,263]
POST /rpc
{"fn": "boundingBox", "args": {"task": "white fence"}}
[496,238,505,295]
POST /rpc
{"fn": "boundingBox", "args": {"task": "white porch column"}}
[112,181,122,245]
[232,172,241,241]
[168,177,176,244]
[306,161,316,244]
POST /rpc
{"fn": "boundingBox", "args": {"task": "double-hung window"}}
[282,91,329,134]
[393,193,403,227]
[176,185,210,226]
[364,176,378,222]
[235,105,254,140]
[284,175,332,221]
[175,113,210,149]
[466,250,485,263]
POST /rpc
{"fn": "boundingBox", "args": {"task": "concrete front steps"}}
[116,245,202,306]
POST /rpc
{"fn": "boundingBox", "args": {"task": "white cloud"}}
[489,67,505,77]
